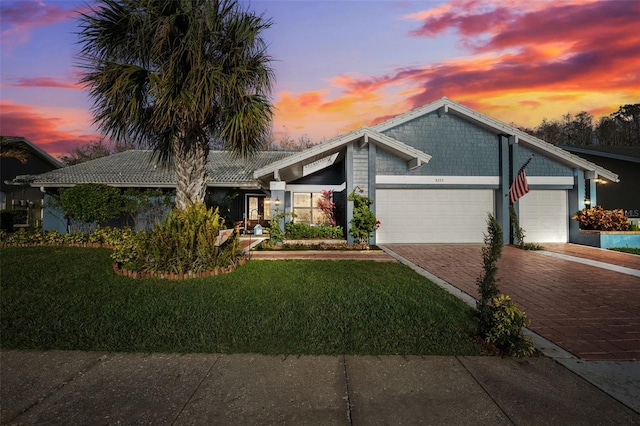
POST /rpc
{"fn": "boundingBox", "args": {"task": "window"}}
[293,192,328,225]
[264,198,272,220]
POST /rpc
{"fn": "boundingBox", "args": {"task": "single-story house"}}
[1,136,64,228]
[25,97,619,244]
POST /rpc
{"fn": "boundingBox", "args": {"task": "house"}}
[26,98,619,245]
[254,97,618,245]
[1,136,64,229]
[558,146,639,221]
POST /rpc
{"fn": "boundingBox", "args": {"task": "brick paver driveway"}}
[384,244,640,361]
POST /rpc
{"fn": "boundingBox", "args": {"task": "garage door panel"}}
[519,190,567,243]
[376,189,494,244]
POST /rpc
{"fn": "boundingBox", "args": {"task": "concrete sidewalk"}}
[2,350,638,425]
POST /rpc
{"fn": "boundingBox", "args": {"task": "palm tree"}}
[78,0,274,209]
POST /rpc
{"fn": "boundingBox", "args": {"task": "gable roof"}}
[1,136,64,168]
[559,146,640,163]
[253,127,432,184]
[373,97,620,183]
[28,150,294,188]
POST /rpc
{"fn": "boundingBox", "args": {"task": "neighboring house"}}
[1,136,64,228]
[26,98,619,244]
[559,146,639,218]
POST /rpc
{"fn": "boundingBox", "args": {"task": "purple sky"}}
[1,0,639,158]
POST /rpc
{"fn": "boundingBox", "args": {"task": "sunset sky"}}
[1,0,639,158]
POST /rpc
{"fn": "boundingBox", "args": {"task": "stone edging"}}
[112,257,248,280]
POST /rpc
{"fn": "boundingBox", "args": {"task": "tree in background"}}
[58,137,136,165]
[59,138,111,165]
[531,104,640,148]
[612,104,640,146]
[78,0,274,210]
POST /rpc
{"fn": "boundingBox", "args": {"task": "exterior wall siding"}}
[516,146,573,177]
[379,112,499,176]
[352,145,369,196]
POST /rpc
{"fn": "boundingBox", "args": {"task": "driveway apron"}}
[384,244,640,361]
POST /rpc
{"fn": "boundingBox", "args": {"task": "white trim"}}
[286,183,346,193]
[270,181,286,191]
[527,176,574,185]
[376,175,499,185]
[253,127,431,181]
[302,153,339,177]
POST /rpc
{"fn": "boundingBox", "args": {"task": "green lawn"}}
[0,247,485,356]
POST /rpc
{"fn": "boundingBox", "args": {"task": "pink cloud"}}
[273,0,639,139]
[4,76,82,89]
[0,1,89,48]
[344,1,640,110]
[0,100,100,157]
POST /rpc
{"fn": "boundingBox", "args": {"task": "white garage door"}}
[518,190,568,243]
[375,189,494,244]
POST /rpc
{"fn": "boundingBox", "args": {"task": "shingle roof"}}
[28,150,294,188]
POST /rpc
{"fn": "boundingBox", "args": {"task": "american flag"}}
[508,156,533,204]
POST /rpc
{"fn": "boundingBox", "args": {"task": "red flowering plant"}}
[316,189,337,226]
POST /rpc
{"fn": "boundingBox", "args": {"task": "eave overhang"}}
[253,127,432,186]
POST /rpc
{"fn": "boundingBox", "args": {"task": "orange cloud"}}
[273,0,640,141]
[0,100,100,157]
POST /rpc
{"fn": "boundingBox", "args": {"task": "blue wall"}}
[379,112,499,176]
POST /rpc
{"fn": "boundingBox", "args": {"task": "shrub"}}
[59,183,123,231]
[112,202,243,274]
[476,214,503,337]
[509,205,526,247]
[284,222,344,239]
[267,210,295,245]
[0,226,132,247]
[348,187,380,246]
[316,189,337,226]
[572,206,629,231]
[121,188,173,231]
[476,214,533,356]
[486,295,534,356]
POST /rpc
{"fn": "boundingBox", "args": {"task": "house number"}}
[435,178,444,182]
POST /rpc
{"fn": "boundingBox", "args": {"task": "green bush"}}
[476,214,503,337]
[572,206,629,231]
[0,226,136,248]
[348,187,380,246]
[112,202,243,273]
[267,210,294,245]
[285,222,344,239]
[476,214,533,356]
[121,188,173,231]
[486,295,534,356]
[59,183,123,231]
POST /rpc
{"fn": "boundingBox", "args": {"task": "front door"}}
[245,195,271,232]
